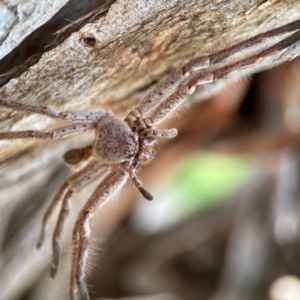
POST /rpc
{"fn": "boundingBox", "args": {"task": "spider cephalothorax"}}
[93,113,139,163]
[0,19,299,300]
[91,112,177,200]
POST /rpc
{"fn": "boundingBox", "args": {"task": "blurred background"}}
[2,56,300,300]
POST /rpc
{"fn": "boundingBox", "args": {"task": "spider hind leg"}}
[70,169,128,300]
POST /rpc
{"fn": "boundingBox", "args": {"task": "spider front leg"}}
[126,19,300,125]
[126,56,210,122]
[139,28,300,129]
[70,168,128,300]
[126,19,300,129]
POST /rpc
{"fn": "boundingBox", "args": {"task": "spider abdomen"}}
[93,114,138,163]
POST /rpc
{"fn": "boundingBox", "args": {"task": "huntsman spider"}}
[0,19,300,300]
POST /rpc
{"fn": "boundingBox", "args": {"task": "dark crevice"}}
[0,0,117,86]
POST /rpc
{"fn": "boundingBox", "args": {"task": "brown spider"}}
[0,19,300,300]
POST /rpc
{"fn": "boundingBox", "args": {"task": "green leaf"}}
[171,152,254,215]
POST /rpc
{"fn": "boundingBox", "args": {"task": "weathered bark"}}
[0,0,299,173]
[0,0,68,60]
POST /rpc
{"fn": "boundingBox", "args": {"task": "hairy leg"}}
[63,146,93,166]
[37,159,100,249]
[126,56,210,123]
[0,123,95,139]
[210,18,300,64]
[70,168,128,300]
[142,29,300,127]
[50,161,108,278]
[0,99,108,122]
[126,19,300,125]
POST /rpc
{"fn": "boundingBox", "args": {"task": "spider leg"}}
[37,181,69,249]
[142,128,178,139]
[126,19,300,124]
[210,18,300,63]
[50,160,108,278]
[0,123,95,139]
[70,168,128,300]
[63,146,93,166]
[0,99,108,122]
[126,56,209,122]
[142,29,300,127]
[192,30,300,85]
[37,159,102,249]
